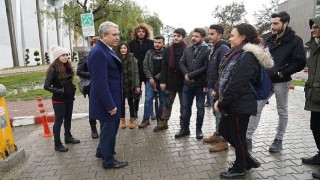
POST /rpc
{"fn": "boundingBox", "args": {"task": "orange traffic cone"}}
[36,97,52,137]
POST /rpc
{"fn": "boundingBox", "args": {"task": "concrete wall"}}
[278,0,316,43]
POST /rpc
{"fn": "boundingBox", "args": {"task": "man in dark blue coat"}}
[87,21,128,169]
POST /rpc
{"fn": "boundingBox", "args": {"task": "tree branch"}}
[92,0,110,14]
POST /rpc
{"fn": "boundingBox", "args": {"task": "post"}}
[36,97,52,137]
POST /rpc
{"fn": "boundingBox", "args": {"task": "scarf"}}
[218,45,244,96]
[169,42,187,68]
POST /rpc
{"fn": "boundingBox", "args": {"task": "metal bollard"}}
[0,84,17,160]
[36,97,52,137]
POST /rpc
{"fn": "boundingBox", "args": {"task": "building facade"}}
[278,0,319,43]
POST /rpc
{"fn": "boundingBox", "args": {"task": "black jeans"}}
[219,112,250,166]
[121,96,135,118]
[311,111,320,151]
[53,102,74,142]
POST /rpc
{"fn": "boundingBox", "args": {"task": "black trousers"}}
[311,111,320,151]
[121,96,135,118]
[53,102,74,142]
[219,112,250,166]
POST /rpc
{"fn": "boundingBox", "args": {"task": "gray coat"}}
[179,43,210,87]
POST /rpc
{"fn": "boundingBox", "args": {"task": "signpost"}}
[81,13,95,37]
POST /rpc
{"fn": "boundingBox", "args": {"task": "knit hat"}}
[50,45,68,60]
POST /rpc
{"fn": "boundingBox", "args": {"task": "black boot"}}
[220,162,246,179]
[246,153,261,170]
[90,124,99,139]
[65,135,81,144]
[54,140,68,152]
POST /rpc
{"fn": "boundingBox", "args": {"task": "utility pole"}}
[5,0,19,67]
[36,0,46,64]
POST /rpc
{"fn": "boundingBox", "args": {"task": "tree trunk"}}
[36,0,45,65]
[5,0,19,67]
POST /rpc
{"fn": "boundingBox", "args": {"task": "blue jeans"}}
[143,81,164,120]
[182,84,206,131]
[208,88,222,132]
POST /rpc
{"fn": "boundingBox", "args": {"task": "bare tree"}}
[254,0,280,35]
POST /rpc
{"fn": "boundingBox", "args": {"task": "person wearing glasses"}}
[44,45,80,152]
[302,16,320,180]
[87,21,128,169]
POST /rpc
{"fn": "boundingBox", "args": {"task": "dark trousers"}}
[121,96,135,118]
[52,102,74,142]
[219,112,250,166]
[311,111,320,151]
[96,119,120,166]
[182,84,206,131]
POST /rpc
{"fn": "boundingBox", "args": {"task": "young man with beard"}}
[175,28,210,139]
[138,36,166,128]
[129,24,154,118]
[246,11,306,152]
[203,25,230,152]
[155,28,188,132]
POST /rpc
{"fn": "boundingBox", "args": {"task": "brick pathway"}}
[0,89,318,180]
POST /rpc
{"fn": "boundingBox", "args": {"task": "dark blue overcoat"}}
[87,40,123,121]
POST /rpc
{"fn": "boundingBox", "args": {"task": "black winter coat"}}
[160,43,186,91]
[265,27,306,83]
[217,44,274,115]
[76,56,90,79]
[44,68,76,102]
[179,43,210,87]
[129,39,154,83]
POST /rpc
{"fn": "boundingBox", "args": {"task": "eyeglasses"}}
[312,25,319,29]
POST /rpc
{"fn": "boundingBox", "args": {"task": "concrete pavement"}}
[0,88,318,180]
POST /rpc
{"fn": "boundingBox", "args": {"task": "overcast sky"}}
[133,0,285,33]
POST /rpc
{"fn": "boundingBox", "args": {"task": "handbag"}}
[78,78,90,96]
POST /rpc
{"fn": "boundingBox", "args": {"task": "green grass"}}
[292,80,305,87]
[0,72,81,101]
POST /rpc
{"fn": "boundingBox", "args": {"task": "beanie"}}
[50,45,68,60]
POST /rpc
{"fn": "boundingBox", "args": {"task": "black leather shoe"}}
[246,154,261,170]
[313,172,320,179]
[55,144,69,152]
[302,152,320,165]
[175,129,190,138]
[65,136,81,144]
[103,161,128,169]
[196,131,203,139]
[220,162,246,179]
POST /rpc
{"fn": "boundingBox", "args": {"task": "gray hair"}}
[98,21,119,39]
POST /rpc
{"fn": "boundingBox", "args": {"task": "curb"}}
[10,113,89,127]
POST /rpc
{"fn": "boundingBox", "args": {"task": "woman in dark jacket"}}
[44,45,80,152]
[116,42,140,129]
[76,36,99,139]
[213,23,274,178]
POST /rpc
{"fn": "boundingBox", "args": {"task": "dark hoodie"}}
[265,27,306,83]
[206,40,230,89]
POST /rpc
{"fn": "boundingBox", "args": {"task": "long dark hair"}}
[233,23,261,45]
[47,58,74,85]
[116,42,130,59]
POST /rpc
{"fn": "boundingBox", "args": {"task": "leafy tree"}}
[254,0,280,35]
[144,13,163,36]
[212,1,246,39]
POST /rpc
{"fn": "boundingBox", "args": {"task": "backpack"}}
[240,53,272,100]
[249,65,272,100]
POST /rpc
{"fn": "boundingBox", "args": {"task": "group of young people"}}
[42,10,320,179]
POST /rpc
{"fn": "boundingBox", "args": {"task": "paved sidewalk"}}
[0,89,318,180]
